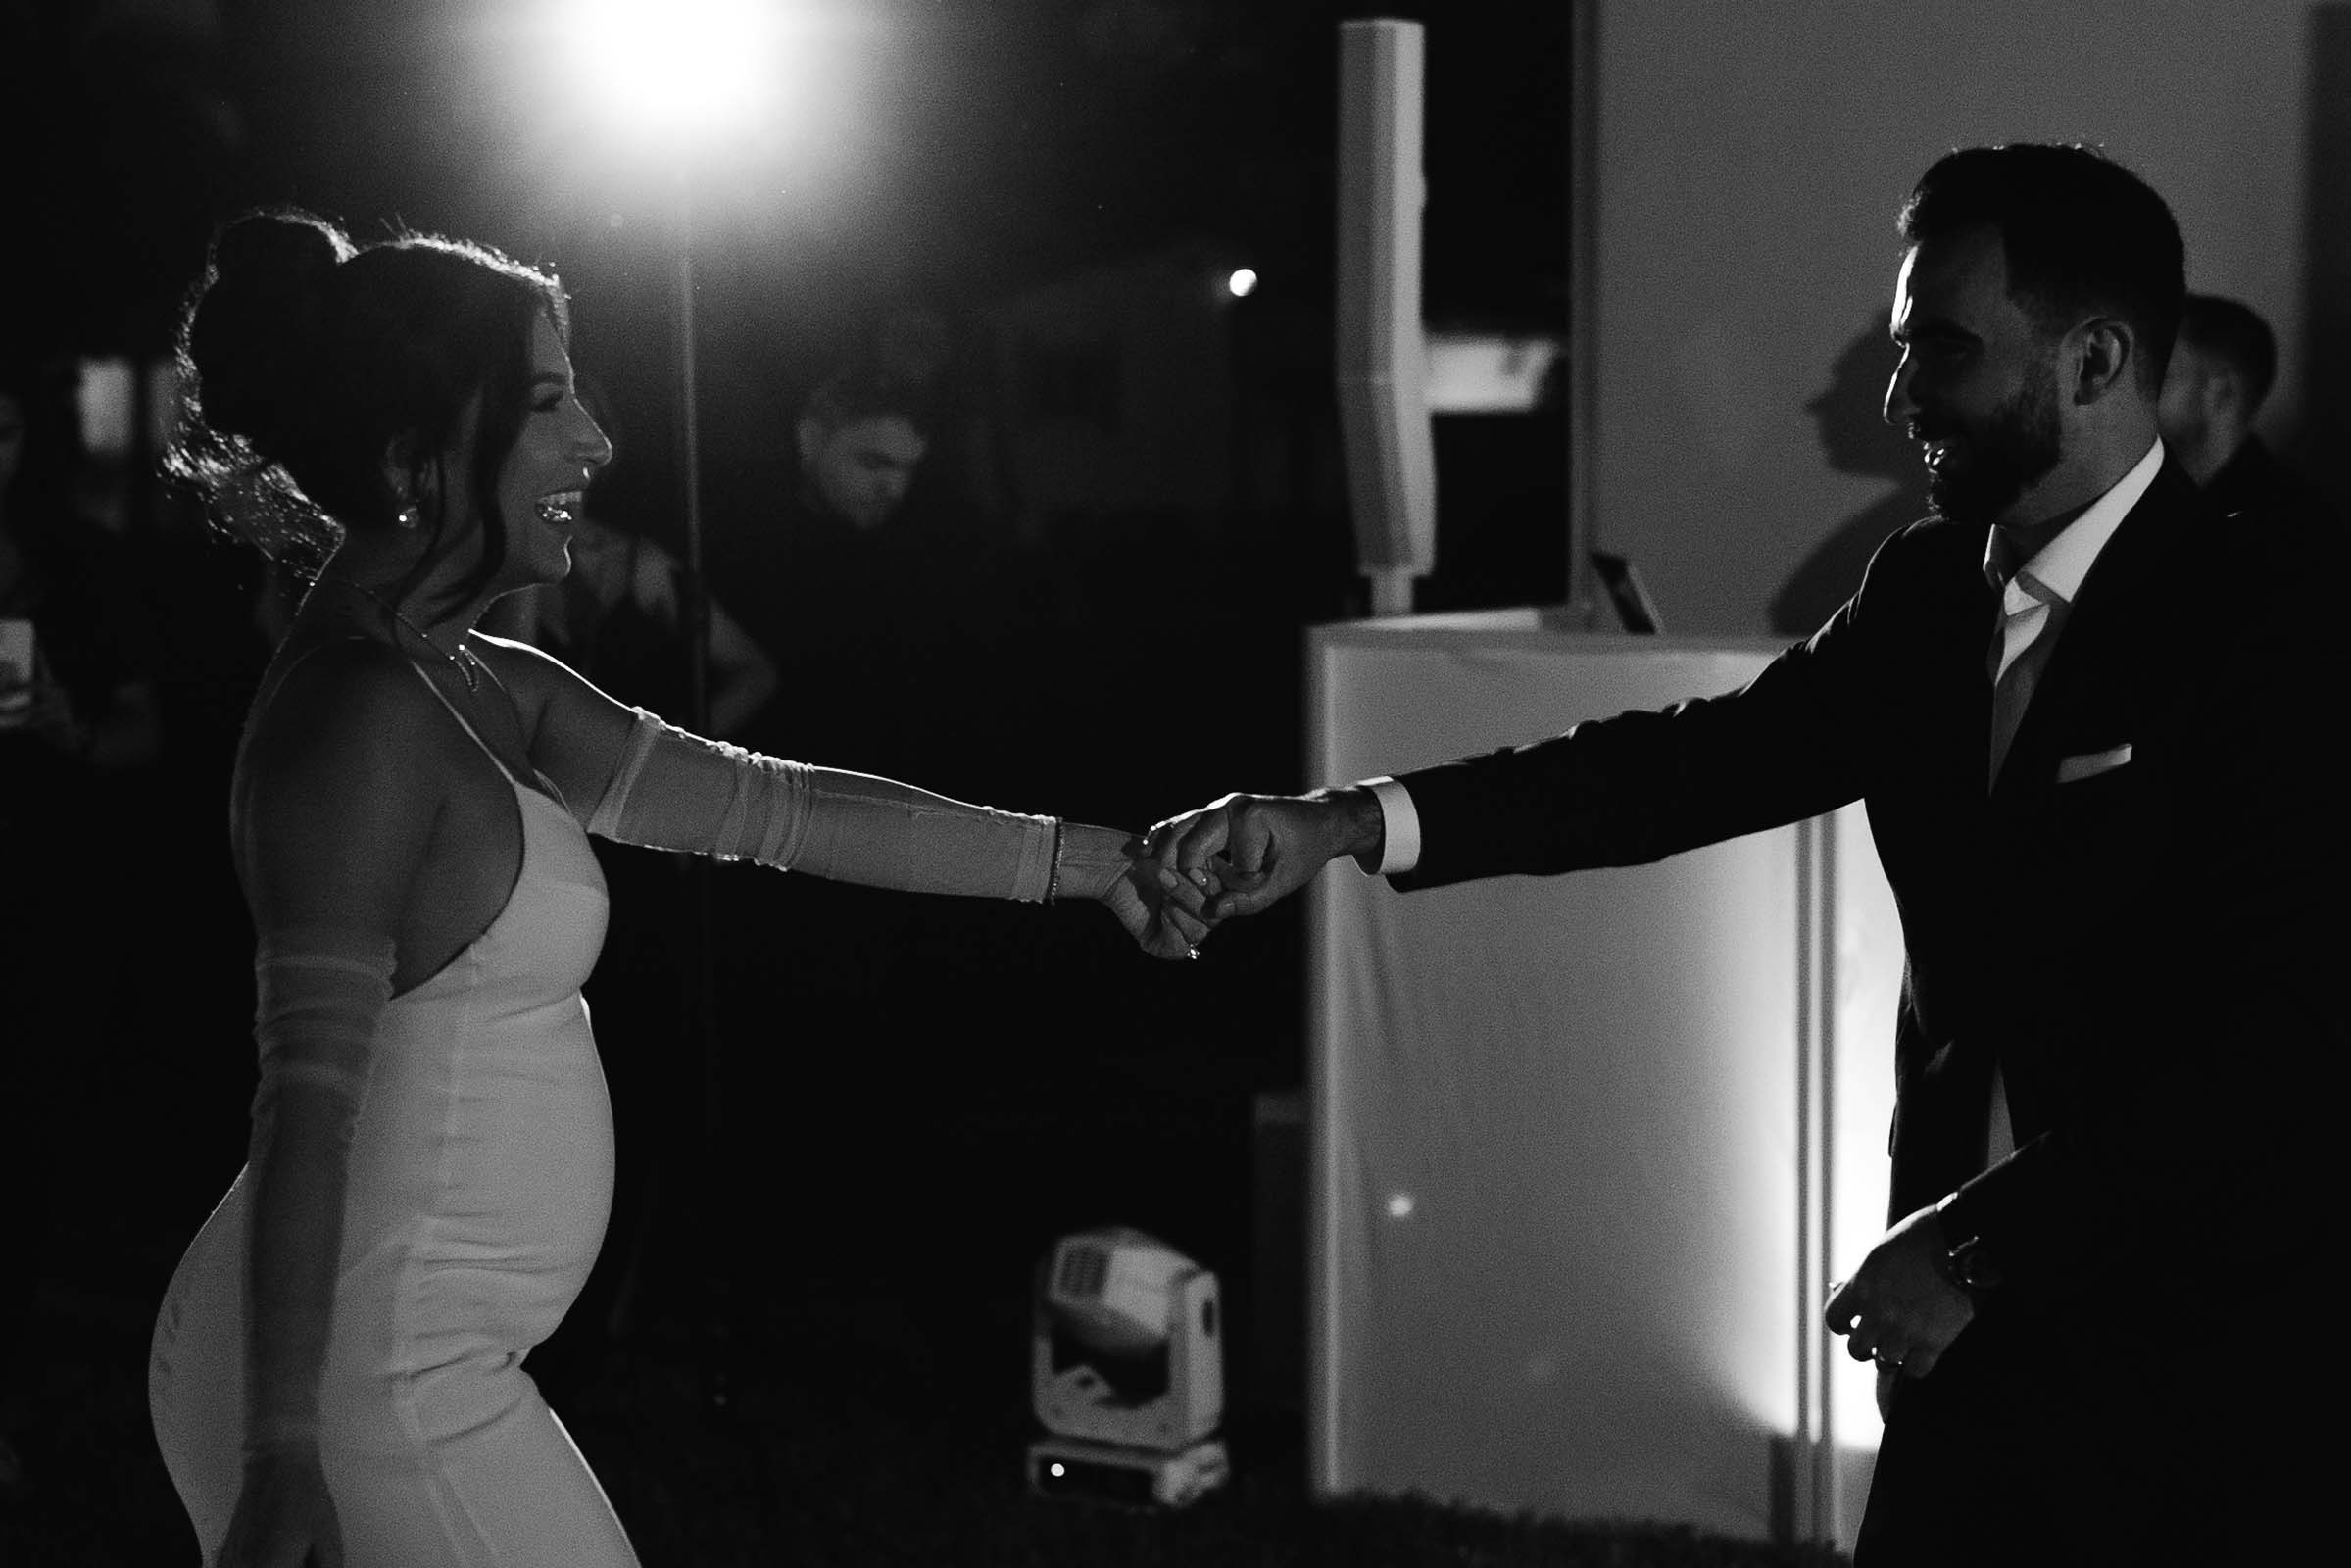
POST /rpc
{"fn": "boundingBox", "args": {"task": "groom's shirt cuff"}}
[1357,777,1422,876]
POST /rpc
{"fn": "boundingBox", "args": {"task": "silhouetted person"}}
[2156,291,2337,525]
[1,346,162,1504]
[747,366,1025,778]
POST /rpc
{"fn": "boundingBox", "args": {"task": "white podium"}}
[1305,610,1898,1549]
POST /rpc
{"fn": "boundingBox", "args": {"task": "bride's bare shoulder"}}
[229,640,475,916]
[237,637,456,793]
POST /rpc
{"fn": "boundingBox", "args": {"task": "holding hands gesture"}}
[1141,787,1387,932]
[1052,822,1217,960]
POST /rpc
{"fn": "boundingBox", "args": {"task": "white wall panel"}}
[1307,613,1898,1547]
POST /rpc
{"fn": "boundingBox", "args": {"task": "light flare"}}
[561,0,789,144]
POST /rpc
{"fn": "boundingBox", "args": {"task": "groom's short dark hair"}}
[1898,142,2185,395]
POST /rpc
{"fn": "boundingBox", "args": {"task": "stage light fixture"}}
[1027,1227,1229,1508]
[561,0,785,144]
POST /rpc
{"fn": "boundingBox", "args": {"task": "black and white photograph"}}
[3,3,2344,1564]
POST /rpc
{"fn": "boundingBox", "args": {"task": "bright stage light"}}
[562,0,787,143]
[1227,267,1259,298]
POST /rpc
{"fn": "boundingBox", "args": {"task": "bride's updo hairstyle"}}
[169,207,568,610]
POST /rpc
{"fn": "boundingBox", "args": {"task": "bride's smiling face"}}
[488,313,612,591]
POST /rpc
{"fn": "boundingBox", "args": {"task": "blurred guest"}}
[793,365,932,537]
[715,352,1053,1321]
[748,364,1025,780]
[2156,291,2336,524]
[1,345,163,1503]
[492,511,775,735]
[0,354,162,771]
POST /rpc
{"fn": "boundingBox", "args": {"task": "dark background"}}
[1,2,1575,1554]
[4,2,1567,347]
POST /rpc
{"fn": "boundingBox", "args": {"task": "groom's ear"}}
[2067,316,2135,407]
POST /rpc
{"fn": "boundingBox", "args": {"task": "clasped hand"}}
[1825,1202,1977,1418]
[1100,840,1216,960]
[1123,789,1376,962]
[1110,783,1372,957]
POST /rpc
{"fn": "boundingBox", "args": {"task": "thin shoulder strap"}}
[258,631,565,808]
[394,654,558,800]
[395,658,523,785]
[245,632,499,776]
[249,634,373,717]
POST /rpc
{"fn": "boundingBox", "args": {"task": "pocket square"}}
[2056,743,2132,783]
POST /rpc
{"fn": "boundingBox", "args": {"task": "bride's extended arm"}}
[498,640,1209,954]
[582,706,1056,897]
[578,707,1204,954]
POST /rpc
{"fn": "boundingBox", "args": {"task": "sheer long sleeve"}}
[242,925,394,1454]
[583,707,1057,901]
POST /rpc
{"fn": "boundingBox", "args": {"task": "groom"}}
[1151,143,2343,1563]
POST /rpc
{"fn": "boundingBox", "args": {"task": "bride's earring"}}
[395,503,421,529]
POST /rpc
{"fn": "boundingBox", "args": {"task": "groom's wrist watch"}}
[1933,1193,2004,1297]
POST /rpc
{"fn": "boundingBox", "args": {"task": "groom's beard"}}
[1923,368,2064,527]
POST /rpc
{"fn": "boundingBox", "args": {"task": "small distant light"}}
[1227,268,1258,298]
[1050,1462,1067,1478]
[1387,1193,1414,1219]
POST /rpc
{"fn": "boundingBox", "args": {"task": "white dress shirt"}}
[1357,438,2166,892]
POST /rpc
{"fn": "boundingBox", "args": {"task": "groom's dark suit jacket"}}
[1386,458,2343,1347]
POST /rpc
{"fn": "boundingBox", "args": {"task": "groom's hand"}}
[1824,1202,1976,1386]
[1146,788,1384,920]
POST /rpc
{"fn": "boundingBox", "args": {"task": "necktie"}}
[1985,534,2059,787]
[1979,529,2043,1167]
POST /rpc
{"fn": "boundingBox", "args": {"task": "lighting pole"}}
[671,162,711,738]
[668,154,736,1412]
[557,0,787,1401]
[564,0,769,741]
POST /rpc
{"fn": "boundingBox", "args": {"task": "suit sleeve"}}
[1390,525,1934,891]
